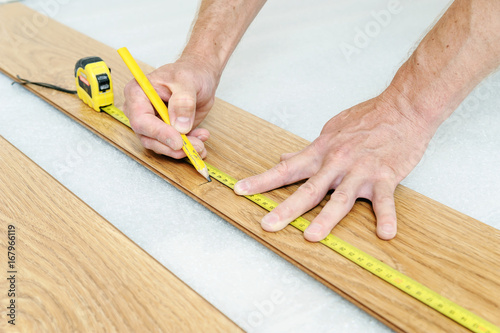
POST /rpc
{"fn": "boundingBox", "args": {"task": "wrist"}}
[177,50,223,87]
[180,40,226,80]
[382,56,457,133]
[178,0,266,85]
[382,0,500,132]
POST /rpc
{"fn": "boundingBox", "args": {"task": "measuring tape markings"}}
[101,105,131,127]
[98,102,499,333]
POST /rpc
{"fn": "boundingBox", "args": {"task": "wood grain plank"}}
[1,3,499,332]
[0,136,242,332]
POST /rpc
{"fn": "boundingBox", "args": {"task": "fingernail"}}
[380,224,395,237]
[173,117,191,134]
[234,181,249,195]
[196,135,208,141]
[305,224,322,237]
[261,212,280,231]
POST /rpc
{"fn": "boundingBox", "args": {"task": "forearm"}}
[386,0,500,130]
[181,0,266,80]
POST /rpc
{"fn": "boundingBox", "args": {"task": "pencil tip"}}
[199,166,211,182]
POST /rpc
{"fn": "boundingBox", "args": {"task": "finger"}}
[124,80,184,151]
[234,148,320,195]
[260,171,334,232]
[304,175,363,242]
[123,79,170,122]
[138,134,207,159]
[280,151,300,161]
[168,84,197,134]
[187,127,210,142]
[131,113,184,151]
[372,182,397,240]
[185,135,208,159]
[123,79,155,118]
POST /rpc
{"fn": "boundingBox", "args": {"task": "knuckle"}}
[331,190,350,205]
[148,126,163,141]
[375,166,398,183]
[170,96,196,115]
[123,80,145,102]
[139,136,153,150]
[129,117,149,135]
[354,157,374,171]
[131,118,162,141]
[172,68,192,80]
[274,204,292,220]
[174,96,196,109]
[298,182,320,199]
[312,135,328,152]
[129,117,142,133]
[123,80,136,95]
[273,160,290,179]
[280,152,293,162]
[375,193,395,206]
[316,142,350,162]
[333,146,351,160]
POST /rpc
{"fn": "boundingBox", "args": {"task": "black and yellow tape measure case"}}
[74,56,130,126]
[75,56,114,111]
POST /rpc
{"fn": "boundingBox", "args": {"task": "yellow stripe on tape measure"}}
[101,105,131,127]
[100,104,499,333]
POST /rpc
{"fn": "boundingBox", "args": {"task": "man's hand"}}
[123,57,218,159]
[234,94,432,241]
[237,0,500,241]
[122,0,266,159]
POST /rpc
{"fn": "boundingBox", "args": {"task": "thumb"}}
[168,87,197,134]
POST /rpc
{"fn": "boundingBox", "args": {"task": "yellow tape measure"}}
[76,58,498,332]
[75,57,130,127]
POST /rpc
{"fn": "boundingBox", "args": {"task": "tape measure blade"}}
[100,105,131,127]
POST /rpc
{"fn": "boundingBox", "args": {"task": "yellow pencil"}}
[117,47,210,182]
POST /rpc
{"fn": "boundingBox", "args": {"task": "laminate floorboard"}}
[1,3,499,332]
[0,136,242,332]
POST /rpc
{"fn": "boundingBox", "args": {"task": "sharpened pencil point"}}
[198,166,211,183]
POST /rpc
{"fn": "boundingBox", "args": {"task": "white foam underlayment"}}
[1,0,499,332]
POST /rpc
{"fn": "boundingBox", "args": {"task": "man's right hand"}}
[123,56,219,159]
[122,0,267,159]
